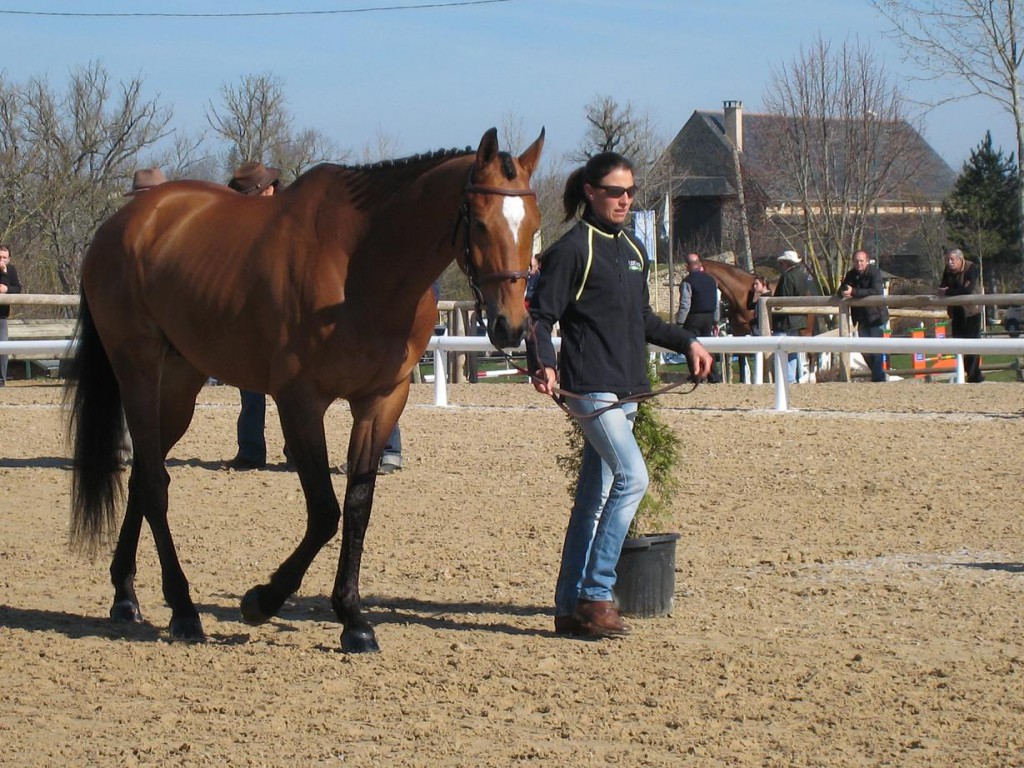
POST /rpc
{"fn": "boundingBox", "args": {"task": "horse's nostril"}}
[487,315,524,349]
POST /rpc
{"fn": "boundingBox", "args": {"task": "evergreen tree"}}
[943,131,1021,289]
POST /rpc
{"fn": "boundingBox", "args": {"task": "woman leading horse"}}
[65,128,544,653]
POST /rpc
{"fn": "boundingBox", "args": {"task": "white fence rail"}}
[4,294,1023,412]
[424,334,1024,411]
[4,333,1023,412]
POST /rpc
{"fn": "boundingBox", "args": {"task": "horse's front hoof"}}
[110,599,144,624]
[169,614,206,642]
[341,626,380,653]
[240,587,271,625]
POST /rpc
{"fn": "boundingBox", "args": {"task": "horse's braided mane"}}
[340,146,473,172]
[289,145,518,208]
[342,147,517,180]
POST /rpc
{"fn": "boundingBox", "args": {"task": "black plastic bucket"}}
[613,532,681,618]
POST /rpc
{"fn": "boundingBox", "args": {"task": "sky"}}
[0,0,1017,174]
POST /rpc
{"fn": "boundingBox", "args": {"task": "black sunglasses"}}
[594,184,639,199]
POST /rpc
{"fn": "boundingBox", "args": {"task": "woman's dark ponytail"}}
[561,151,635,223]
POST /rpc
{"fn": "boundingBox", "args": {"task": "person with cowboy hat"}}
[773,249,811,383]
[227,161,280,197]
[125,168,168,196]
[224,161,283,471]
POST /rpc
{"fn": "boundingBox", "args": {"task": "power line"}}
[0,0,514,18]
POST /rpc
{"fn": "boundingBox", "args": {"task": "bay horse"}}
[699,259,758,335]
[699,259,824,379]
[64,127,544,653]
[701,258,822,338]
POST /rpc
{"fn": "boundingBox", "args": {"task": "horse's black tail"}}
[63,292,126,554]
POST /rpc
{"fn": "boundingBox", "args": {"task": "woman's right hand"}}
[533,367,557,395]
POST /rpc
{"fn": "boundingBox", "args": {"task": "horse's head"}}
[458,127,544,349]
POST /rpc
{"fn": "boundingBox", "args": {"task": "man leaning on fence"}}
[839,250,888,383]
[0,245,23,386]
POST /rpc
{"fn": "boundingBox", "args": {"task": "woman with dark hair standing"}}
[527,152,712,638]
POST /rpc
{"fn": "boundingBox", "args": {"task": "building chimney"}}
[723,100,743,151]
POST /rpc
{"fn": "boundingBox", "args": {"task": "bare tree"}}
[272,127,340,179]
[761,35,923,292]
[872,0,1024,263]
[0,63,171,293]
[499,111,528,155]
[357,125,402,164]
[206,72,337,180]
[206,73,290,169]
[570,94,667,214]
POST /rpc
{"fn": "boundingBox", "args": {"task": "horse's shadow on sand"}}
[0,594,555,646]
[955,562,1024,574]
[0,456,72,470]
[0,457,297,472]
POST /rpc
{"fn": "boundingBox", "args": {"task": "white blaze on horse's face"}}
[502,196,526,245]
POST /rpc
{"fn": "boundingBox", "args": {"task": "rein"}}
[479,320,701,419]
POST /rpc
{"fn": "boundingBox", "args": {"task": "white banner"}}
[632,209,656,261]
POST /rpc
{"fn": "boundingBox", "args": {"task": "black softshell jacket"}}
[527,215,696,397]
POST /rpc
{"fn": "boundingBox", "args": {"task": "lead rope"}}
[470,313,700,419]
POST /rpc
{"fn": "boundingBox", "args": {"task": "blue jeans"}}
[236,389,266,464]
[772,331,801,383]
[384,424,401,457]
[555,394,648,616]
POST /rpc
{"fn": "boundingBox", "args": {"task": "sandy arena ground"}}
[0,378,1022,766]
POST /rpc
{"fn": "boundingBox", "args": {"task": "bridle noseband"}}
[455,173,537,324]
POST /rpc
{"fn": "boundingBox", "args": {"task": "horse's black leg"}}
[118,357,207,641]
[108,485,145,623]
[328,392,407,653]
[240,395,341,626]
[331,471,379,653]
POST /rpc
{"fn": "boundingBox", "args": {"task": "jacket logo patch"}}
[627,259,643,272]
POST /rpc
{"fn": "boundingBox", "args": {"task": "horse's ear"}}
[475,127,500,168]
[518,127,545,176]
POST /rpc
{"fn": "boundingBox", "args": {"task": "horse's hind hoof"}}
[240,587,271,625]
[341,626,380,654]
[110,599,144,624]
[169,614,206,642]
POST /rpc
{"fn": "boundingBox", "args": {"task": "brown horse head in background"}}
[64,127,544,653]
[700,259,758,335]
[701,259,819,338]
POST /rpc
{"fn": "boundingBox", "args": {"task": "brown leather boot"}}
[572,599,630,637]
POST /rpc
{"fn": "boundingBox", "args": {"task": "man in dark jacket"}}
[675,253,721,382]
[938,247,984,383]
[0,245,23,386]
[839,250,889,382]
[773,250,810,382]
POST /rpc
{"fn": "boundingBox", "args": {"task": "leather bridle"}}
[455,173,537,325]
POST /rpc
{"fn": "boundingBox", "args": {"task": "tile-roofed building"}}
[656,101,956,276]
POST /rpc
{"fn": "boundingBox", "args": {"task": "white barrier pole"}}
[773,349,789,411]
[433,349,448,407]
[955,354,965,385]
[754,351,764,385]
